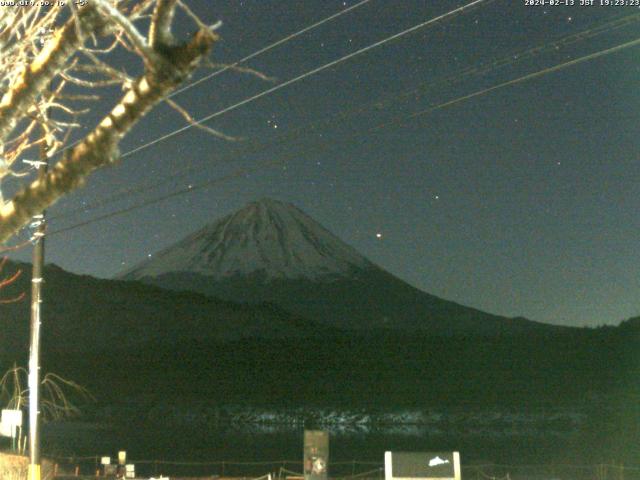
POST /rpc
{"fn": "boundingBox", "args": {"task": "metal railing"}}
[47,457,640,480]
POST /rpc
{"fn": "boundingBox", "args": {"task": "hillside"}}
[0,261,320,358]
[120,198,557,335]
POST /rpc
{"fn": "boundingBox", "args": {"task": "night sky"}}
[7,0,640,327]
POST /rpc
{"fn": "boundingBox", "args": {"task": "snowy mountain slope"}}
[120,198,555,334]
[121,198,372,281]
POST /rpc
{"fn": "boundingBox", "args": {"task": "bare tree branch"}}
[165,98,240,141]
[0,5,105,144]
[0,27,217,243]
[0,1,221,243]
[93,0,159,67]
[0,256,25,303]
[0,365,93,421]
[150,0,177,48]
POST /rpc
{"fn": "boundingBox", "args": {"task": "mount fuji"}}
[122,198,373,281]
[120,198,553,335]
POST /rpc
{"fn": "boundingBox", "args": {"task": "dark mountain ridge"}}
[0,260,636,454]
[144,267,560,335]
[0,260,322,358]
[119,198,560,335]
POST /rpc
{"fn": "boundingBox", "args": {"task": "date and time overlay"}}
[525,0,640,6]
[0,0,639,8]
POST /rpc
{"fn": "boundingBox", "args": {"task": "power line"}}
[49,10,640,223]
[168,0,375,98]
[49,0,497,222]
[48,34,640,238]
[399,34,640,122]
[50,0,375,160]
[394,10,640,105]
[49,162,279,236]
[119,0,494,159]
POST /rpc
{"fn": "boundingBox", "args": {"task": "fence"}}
[461,463,640,480]
[45,457,640,480]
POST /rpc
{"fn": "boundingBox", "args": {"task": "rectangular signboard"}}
[384,452,461,480]
[0,410,22,438]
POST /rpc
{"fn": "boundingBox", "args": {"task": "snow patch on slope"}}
[122,198,373,281]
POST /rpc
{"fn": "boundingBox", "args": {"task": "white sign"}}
[384,452,461,480]
[428,457,450,467]
[0,422,12,438]
[125,464,135,478]
[101,457,111,465]
[0,410,22,438]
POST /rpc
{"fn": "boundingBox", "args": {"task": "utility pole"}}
[27,125,49,480]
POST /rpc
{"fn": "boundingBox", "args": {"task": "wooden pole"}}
[28,132,48,480]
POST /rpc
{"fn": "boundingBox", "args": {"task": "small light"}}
[376,233,382,239]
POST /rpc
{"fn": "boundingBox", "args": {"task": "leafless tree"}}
[0,0,219,243]
[0,363,93,422]
[0,260,91,439]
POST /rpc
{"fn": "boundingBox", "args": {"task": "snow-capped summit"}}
[120,198,550,334]
[122,198,372,281]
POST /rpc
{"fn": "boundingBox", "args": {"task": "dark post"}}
[303,430,329,480]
